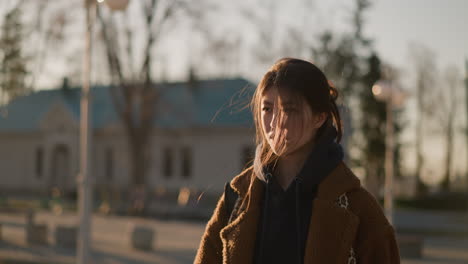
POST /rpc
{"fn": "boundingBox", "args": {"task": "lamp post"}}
[465,59,468,195]
[77,1,96,264]
[464,59,468,211]
[372,80,407,225]
[78,1,129,263]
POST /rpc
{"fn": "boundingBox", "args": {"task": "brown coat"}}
[195,162,400,264]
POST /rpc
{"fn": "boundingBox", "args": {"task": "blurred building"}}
[0,78,256,196]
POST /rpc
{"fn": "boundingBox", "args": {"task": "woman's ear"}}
[313,113,328,129]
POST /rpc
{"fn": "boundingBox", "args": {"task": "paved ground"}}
[402,237,468,264]
[0,209,467,264]
[395,209,468,236]
[0,211,203,264]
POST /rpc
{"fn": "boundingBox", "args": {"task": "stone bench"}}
[24,209,47,245]
[26,224,48,245]
[130,225,156,251]
[55,226,77,249]
[397,234,423,259]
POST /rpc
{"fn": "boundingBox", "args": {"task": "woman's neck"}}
[275,140,314,190]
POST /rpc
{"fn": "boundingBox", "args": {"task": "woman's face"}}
[261,87,326,156]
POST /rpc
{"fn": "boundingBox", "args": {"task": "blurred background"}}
[0,0,467,263]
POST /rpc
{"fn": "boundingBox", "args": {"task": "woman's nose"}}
[270,112,277,129]
[270,111,286,129]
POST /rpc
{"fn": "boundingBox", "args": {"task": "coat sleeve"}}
[358,224,401,264]
[194,194,229,264]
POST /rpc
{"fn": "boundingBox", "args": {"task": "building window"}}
[35,147,43,178]
[105,148,113,180]
[241,146,255,169]
[181,146,192,178]
[163,147,173,178]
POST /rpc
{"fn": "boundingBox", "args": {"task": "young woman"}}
[195,58,400,264]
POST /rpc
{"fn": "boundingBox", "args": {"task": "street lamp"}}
[372,79,407,225]
[464,59,468,213]
[78,1,129,264]
[465,60,468,188]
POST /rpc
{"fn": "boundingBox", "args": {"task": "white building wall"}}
[0,126,255,195]
[93,128,130,189]
[0,133,44,191]
[39,102,80,193]
[147,128,255,194]
[42,131,79,192]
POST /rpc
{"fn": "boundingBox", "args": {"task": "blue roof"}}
[0,78,255,132]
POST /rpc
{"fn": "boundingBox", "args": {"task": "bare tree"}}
[437,65,462,191]
[409,43,438,195]
[241,0,280,70]
[24,0,77,89]
[194,26,242,78]
[2,0,82,92]
[0,0,29,102]
[97,0,207,207]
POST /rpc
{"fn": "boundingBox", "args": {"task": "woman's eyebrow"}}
[262,100,296,106]
[282,102,296,106]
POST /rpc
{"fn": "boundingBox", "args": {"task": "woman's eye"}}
[262,107,271,112]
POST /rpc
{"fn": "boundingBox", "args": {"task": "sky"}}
[363,0,468,184]
[166,0,468,85]
[364,0,468,77]
[18,0,468,90]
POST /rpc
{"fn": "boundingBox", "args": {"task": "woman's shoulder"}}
[347,185,392,229]
[346,185,399,260]
[333,165,396,246]
[229,166,254,196]
[333,163,388,225]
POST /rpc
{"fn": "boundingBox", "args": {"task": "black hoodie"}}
[253,122,344,264]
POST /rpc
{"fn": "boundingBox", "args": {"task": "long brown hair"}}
[249,58,343,180]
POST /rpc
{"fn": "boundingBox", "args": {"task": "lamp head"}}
[98,0,129,11]
[372,80,408,107]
